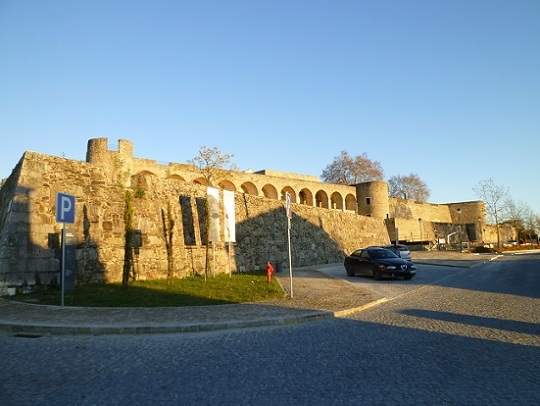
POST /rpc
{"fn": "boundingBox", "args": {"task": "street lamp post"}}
[418,218,423,251]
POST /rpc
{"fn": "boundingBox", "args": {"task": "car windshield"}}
[369,249,398,259]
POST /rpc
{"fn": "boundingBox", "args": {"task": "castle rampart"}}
[0,138,514,294]
[85,139,360,212]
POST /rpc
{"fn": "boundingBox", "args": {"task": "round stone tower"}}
[86,138,109,165]
[356,181,390,219]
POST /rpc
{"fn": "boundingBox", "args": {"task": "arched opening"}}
[131,171,159,190]
[241,182,258,196]
[167,174,186,183]
[345,193,357,212]
[331,192,344,210]
[299,188,314,206]
[262,184,278,199]
[281,186,296,203]
[218,180,236,191]
[315,190,329,209]
[193,177,207,185]
[137,170,157,176]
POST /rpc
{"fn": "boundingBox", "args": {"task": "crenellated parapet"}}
[85,138,360,213]
[86,138,135,187]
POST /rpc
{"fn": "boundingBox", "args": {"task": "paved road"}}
[1,254,538,405]
[316,252,504,301]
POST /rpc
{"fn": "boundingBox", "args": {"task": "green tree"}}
[388,174,430,202]
[321,150,384,185]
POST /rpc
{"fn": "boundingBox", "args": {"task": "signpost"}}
[56,193,75,224]
[286,192,293,298]
[56,193,75,307]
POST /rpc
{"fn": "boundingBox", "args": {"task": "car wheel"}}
[346,265,355,277]
[372,268,382,280]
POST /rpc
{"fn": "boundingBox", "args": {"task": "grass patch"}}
[6,271,284,307]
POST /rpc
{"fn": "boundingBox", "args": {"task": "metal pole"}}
[288,218,293,298]
[61,224,65,307]
[419,218,423,251]
[212,242,216,278]
[228,242,232,278]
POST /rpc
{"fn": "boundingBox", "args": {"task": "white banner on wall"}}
[207,187,221,242]
[223,190,236,243]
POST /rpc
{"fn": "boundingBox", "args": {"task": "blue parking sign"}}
[56,193,75,224]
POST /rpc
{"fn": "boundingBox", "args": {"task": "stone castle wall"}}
[86,138,359,212]
[0,148,390,294]
[0,137,514,294]
[387,198,514,245]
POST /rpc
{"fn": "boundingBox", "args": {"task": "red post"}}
[266,261,274,283]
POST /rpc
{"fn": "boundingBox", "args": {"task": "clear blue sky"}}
[1,1,539,212]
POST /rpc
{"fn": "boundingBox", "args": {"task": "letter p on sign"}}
[56,193,76,224]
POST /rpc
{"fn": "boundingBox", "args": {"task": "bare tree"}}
[388,174,430,202]
[511,202,540,244]
[473,178,509,246]
[187,145,235,187]
[188,146,235,279]
[503,197,526,243]
[533,212,540,244]
[322,150,384,185]
[522,206,540,242]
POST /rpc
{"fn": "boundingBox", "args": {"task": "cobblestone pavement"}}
[0,252,538,405]
[0,251,499,336]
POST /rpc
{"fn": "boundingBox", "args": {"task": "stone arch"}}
[167,174,186,182]
[131,171,159,190]
[137,170,157,176]
[299,188,314,206]
[281,186,296,203]
[241,182,258,196]
[262,184,278,200]
[193,177,207,185]
[218,179,236,191]
[315,190,329,209]
[345,193,357,212]
[330,191,344,210]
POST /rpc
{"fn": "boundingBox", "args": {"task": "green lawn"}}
[6,271,284,307]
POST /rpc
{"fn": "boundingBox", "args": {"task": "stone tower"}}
[86,138,134,187]
[356,181,389,219]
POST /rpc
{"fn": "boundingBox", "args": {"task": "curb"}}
[0,299,390,336]
[333,298,389,317]
[0,311,336,336]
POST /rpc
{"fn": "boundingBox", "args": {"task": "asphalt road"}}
[1,254,539,405]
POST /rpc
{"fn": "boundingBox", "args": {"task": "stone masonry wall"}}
[0,138,513,294]
[0,151,390,294]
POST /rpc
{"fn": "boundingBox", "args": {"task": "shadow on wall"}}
[0,181,107,294]
[234,206,343,271]
[79,204,107,284]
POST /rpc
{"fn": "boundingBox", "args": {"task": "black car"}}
[344,247,416,280]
